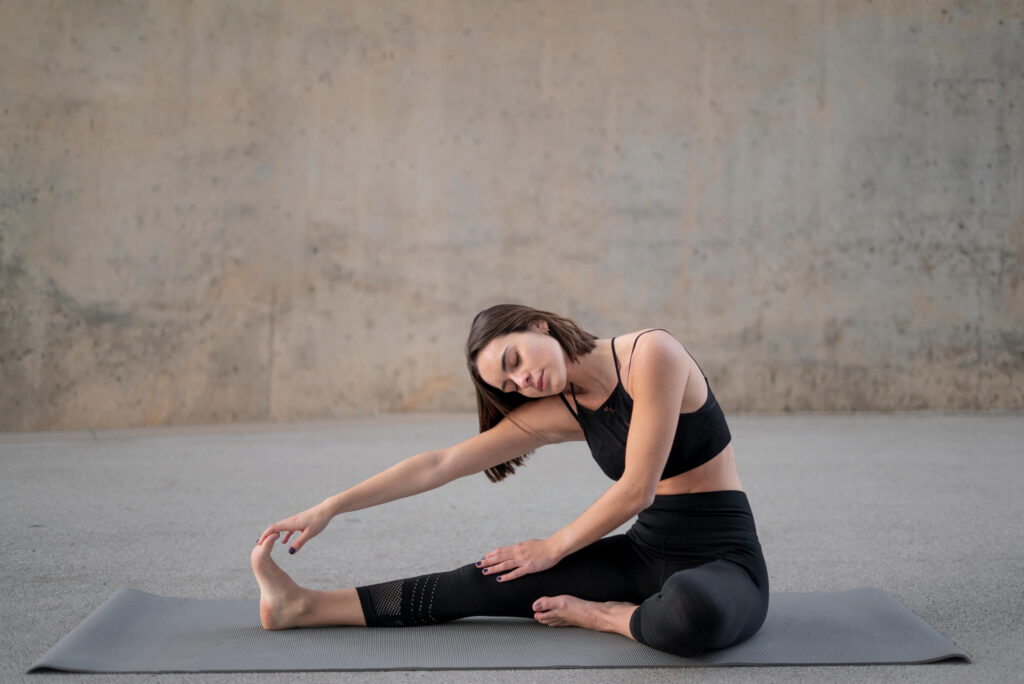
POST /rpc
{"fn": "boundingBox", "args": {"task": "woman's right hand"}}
[257,502,332,554]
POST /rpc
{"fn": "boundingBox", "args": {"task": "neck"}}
[565,338,617,398]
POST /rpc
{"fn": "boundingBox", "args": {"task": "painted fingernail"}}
[481,568,488,574]
[288,547,296,555]
[475,561,481,567]
[496,576,503,582]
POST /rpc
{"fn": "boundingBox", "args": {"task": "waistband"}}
[643,489,750,513]
[631,489,756,541]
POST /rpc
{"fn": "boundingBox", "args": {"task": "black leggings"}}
[356,490,769,657]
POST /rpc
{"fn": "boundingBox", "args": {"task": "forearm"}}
[321,450,447,517]
[546,481,652,559]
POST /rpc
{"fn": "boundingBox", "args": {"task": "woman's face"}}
[475,322,566,399]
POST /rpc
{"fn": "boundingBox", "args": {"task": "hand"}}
[257,503,332,554]
[477,538,561,582]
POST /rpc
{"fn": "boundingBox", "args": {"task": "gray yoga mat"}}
[29,587,969,672]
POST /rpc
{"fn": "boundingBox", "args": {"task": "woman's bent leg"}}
[628,559,769,657]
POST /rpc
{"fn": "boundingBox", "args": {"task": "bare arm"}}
[548,334,689,556]
[258,396,580,552]
[319,449,446,517]
[480,332,690,580]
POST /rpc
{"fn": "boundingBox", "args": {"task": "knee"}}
[631,576,720,658]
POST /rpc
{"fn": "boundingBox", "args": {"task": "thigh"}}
[357,534,656,625]
[630,559,769,657]
[484,533,658,607]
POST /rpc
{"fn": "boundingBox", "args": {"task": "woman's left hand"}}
[476,538,561,582]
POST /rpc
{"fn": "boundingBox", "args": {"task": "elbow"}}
[619,480,657,513]
[428,448,455,485]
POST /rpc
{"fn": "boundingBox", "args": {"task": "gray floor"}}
[2,412,1021,683]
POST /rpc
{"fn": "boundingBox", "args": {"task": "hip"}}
[626,489,768,587]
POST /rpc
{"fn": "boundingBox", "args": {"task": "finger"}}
[477,551,504,569]
[481,560,517,575]
[289,532,308,554]
[257,532,280,547]
[280,530,295,545]
[496,567,525,582]
[259,521,292,544]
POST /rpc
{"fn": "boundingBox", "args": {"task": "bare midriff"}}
[654,443,743,496]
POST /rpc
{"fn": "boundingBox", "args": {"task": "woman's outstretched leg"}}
[251,533,366,629]
[252,533,656,633]
[355,535,654,628]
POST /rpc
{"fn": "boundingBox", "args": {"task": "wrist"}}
[545,531,573,561]
[319,495,343,518]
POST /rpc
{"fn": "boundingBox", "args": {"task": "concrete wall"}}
[1,0,1022,431]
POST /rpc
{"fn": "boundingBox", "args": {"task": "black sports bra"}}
[558,329,732,481]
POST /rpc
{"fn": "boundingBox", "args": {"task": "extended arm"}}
[257,397,578,553]
[479,332,690,581]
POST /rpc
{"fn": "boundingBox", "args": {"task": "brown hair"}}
[465,304,597,482]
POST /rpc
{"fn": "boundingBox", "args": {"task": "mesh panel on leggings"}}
[366,580,405,626]
[363,574,442,627]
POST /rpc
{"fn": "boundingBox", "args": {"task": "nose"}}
[516,371,533,389]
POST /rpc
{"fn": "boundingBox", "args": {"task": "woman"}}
[254,304,768,657]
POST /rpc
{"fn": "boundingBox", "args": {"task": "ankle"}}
[597,601,637,634]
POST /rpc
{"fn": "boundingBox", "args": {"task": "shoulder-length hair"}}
[465,304,597,482]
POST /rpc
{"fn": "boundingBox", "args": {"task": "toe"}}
[252,533,279,566]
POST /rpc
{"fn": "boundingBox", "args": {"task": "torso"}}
[564,330,743,496]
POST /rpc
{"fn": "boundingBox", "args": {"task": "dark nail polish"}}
[288,547,296,555]
[496,576,503,582]
[481,568,488,574]
[475,561,481,567]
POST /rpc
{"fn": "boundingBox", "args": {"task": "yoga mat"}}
[28,587,969,672]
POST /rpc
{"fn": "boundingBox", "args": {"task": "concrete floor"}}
[2,412,1021,683]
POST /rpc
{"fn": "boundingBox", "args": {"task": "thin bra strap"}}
[628,328,709,380]
[627,329,671,368]
[558,390,579,420]
[609,335,621,383]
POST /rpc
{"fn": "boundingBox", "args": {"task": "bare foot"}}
[532,595,637,639]
[250,533,313,629]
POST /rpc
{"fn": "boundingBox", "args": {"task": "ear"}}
[531,319,550,334]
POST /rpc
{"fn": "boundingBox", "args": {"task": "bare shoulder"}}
[620,329,689,394]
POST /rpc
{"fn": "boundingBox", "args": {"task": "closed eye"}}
[502,352,519,392]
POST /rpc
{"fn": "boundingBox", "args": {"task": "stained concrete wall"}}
[1,1,1022,431]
